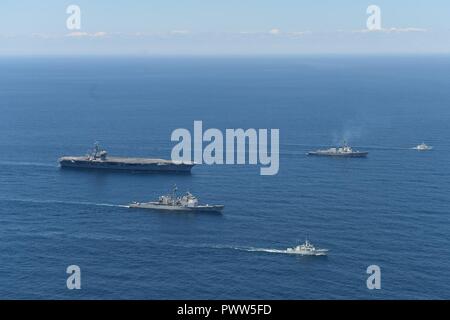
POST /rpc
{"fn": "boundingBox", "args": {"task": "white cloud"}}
[92,31,107,37]
[269,28,281,35]
[66,31,89,37]
[31,33,55,39]
[385,27,427,33]
[352,27,427,34]
[288,31,311,37]
[237,28,312,37]
[170,30,190,35]
[66,31,107,38]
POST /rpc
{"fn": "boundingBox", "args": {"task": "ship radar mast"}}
[93,141,100,158]
[88,141,107,160]
[172,184,178,200]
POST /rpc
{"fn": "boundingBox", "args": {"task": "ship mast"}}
[93,141,100,159]
[172,184,178,204]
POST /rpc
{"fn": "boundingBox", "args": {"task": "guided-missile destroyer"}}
[59,143,195,172]
[307,141,368,157]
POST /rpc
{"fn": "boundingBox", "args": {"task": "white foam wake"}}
[209,245,327,256]
[0,161,56,168]
[210,245,289,254]
[239,247,288,254]
[0,198,128,208]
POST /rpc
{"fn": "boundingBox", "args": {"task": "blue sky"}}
[0,0,449,55]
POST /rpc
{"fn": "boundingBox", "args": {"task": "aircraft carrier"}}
[59,143,195,172]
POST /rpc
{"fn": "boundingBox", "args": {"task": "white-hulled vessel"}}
[129,185,224,213]
[413,142,433,151]
[286,239,328,256]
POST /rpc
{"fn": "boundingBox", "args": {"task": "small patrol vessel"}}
[413,142,433,151]
[59,142,195,172]
[286,239,328,256]
[308,141,368,157]
[128,185,224,213]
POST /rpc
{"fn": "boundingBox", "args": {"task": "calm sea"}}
[0,56,449,299]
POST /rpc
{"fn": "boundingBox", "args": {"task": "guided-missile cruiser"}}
[128,185,224,213]
[307,141,368,157]
[59,143,195,172]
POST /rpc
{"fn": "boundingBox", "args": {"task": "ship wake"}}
[206,245,327,256]
[0,198,129,208]
[0,161,56,168]
[211,245,290,254]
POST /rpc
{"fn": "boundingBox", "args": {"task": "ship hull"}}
[413,147,433,151]
[59,157,195,172]
[286,250,328,256]
[128,203,224,213]
[307,152,368,157]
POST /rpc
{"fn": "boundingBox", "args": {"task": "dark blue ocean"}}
[0,56,449,299]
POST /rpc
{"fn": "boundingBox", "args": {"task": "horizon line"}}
[1,52,450,58]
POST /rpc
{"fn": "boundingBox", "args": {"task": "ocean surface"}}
[0,56,449,299]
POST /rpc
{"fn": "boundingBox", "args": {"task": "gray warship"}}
[59,143,195,172]
[286,239,328,256]
[129,186,224,213]
[307,141,368,157]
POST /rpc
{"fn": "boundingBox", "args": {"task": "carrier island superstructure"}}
[59,143,195,173]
